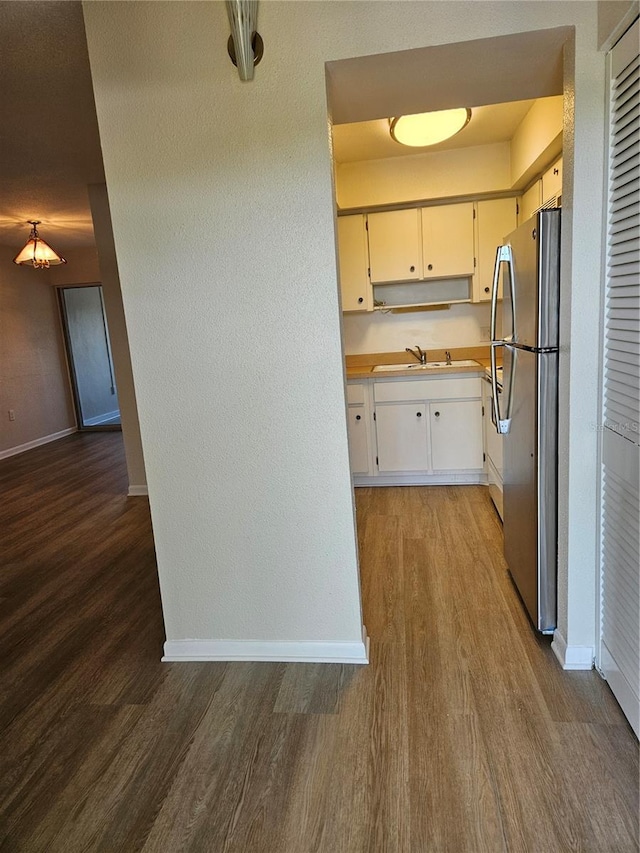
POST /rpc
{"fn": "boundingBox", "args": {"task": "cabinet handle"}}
[416,411,422,418]
[355,415,361,421]
[358,297,364,304]
[484,286,490,293]
[410,265,415,272]
[434,411,440,418]
[553,167,559,175]
[427,263,433,271]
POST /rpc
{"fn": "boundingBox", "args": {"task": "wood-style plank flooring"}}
[0,433,637,852]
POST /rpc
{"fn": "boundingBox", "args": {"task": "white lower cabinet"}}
[348,374,485,484]
[375,403,429,472]
[346,381,373,476]
[430,400,483,470]
[347,407,371,474]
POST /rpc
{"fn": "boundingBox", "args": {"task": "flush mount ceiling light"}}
[13,221,67,269]
[389,108,472,147]
[226,0,263,81]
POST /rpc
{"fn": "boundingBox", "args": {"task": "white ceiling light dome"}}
[389,108,472,147]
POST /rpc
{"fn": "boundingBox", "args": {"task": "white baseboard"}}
[354,472,486,487]
[0,427,77,461]
[84,410,120,426]
[163,627,370,664]
[127,484,148,496]
[551,630,594,670]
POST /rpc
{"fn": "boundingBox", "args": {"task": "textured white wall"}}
[83,1,604,654]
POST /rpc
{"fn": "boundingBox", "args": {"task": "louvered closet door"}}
[600,18,640,738]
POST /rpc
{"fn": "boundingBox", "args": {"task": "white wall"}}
[597,0,639,49]
[337,142,511,208]
[0,246,76,455]
[510,96,563,187]
[89,184,147,491]
[343,303,490,354]
[50,236,147,490]
[83,1,604,661]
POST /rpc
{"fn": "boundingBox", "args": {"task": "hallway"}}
[0,434,637,851]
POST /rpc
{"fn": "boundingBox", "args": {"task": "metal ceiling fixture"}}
[13,221,67,269]
[226,0,263,81]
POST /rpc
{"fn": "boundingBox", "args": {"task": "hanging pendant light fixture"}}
[226,0,263,81]
[390,108,472,147]
[13,221,66,269]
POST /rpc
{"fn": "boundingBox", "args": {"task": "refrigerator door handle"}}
[490,244,512,342]
[491,341,511,434]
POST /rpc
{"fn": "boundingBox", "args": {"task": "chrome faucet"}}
[406,345,427,365]
[445,350,452,365]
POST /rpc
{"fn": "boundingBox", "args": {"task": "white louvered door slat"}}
[600,18,640,738]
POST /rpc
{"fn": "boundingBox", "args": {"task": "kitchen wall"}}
[0,245,76,457]
[83,1,605,663]
[343,303,490,354]
[337,142,510,209]
[510,96,563,187]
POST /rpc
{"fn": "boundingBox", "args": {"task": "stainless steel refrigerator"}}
[490,209,561,633]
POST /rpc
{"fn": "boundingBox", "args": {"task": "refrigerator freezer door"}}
[502,210,560,350]
[503,346,558,632]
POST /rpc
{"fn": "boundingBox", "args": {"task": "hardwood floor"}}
[0,433,637,852]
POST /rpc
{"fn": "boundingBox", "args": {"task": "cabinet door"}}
[430,400,483,471]
[421,203,474,279]
[520,181,542,223]
[347,407,370,475]
[376,403,428,472]
[473,198,518,303]
[367,209,421,284]
[337,215,371,312]
[541,157,563,205]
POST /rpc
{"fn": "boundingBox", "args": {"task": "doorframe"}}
[57,283,121,432]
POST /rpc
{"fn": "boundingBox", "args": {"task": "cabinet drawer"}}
[374,376,481,403]
[346,383,366,404]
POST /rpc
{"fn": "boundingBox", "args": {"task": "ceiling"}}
[326,27,569,127]
[0,8,569,252]
[332,99,536,164]
[0,1,104,250]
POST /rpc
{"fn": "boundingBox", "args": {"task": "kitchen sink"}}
[372,359,480,372]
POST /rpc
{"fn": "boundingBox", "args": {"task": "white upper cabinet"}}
[337,214,372,312]
[520,181,542,223]
[473,198,518,303]
[421,203,475,279]
[367,209,421,284]
[541,157,563,205]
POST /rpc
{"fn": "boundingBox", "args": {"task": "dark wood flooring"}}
[0,432,637,852]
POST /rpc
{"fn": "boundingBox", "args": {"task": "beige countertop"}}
[345,346,495,380]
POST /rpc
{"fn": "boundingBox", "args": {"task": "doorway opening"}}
[324,26,573,637]
[59,285,121,429]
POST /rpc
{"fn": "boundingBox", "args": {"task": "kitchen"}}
[333,92,564,634]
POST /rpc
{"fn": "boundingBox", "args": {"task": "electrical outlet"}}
[8,409,15,421]
[480,326,491,341]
